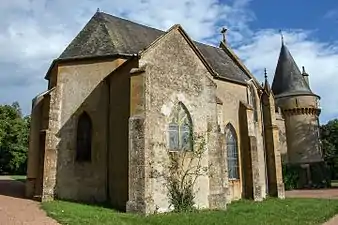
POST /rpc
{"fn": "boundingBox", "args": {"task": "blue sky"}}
[250,0,338,42]
[0,0,337,123]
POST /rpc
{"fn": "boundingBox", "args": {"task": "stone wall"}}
[53,59,125,202]
[135,27,223,212]
[107,59,138,210]
[276,95,322,164]
[275,111,287,163]
[215,80,267,201]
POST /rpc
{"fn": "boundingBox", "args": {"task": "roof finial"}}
[302,66,306,74]
[279,29,284,45]
[221,27,228,43]
[97,8,100,12]
[264,68,271,92]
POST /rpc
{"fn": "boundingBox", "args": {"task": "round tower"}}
[271,42,325,188]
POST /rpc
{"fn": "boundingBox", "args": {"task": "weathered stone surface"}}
[27,18,293,214]
[139,27,219,212]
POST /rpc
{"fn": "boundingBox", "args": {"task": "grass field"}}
[42,198,338,225]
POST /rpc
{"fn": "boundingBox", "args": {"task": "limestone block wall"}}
[53,59,125,202]
[26,95,44,198]
[107,59,138,210]
[215,81,267,201]
[275,112,287,163]
[138,27,223,212]
[276,95,322,164]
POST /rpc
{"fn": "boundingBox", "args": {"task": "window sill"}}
[228,178,240,182]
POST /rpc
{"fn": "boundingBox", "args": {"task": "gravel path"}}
[0,176,59,225]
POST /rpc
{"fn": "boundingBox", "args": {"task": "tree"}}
[320,119,338,180]
[0,102,30,175]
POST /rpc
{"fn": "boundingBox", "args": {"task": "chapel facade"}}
[25,11,322,213]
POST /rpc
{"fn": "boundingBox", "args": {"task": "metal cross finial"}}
[264,68,268,79]
[279,29,284,45]
[221,27,228,43]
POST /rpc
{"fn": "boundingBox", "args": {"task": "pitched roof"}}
[59,12,250,84]
[271,43,316,98]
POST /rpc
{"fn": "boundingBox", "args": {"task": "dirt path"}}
[286,189,338,225]
[0,176,59,225]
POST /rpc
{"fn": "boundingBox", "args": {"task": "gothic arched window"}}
[76,111,92,162]
[226,123,239,179]
[168,102,193,151]
[249,85,258,122]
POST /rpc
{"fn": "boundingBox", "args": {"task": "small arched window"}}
[226,123,239,179]
[249,85,258,122]
[76,111,92,162]
[168,102,193,151]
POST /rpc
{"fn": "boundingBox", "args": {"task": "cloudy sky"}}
[0,0,337,123]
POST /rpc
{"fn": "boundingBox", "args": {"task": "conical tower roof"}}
[271,43,315,98]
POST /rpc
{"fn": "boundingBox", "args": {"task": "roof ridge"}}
[54,11,252,85]
[98,12,165,33]
[96,12,117,51]
[98,12,224,51]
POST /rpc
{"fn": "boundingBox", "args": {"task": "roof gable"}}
[140,24,217,82]
[58,12,251,84]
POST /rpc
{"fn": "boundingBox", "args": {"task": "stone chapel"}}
[25,11,323,213]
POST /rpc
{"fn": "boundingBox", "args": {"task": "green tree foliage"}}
[0,102,30,175]
[320,119,338,180]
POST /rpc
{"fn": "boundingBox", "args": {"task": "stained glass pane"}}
[169,123,179,150]
[168,102,192,151]
[226,125,239,179]
[180,123,191,150]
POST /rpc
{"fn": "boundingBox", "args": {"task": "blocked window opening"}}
[76,111,92,162]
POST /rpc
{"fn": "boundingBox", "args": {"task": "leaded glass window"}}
[226,124,239,179]
[168,102,192,151]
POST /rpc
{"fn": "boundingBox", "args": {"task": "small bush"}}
[282,164,299,190]
[167,179,195,212]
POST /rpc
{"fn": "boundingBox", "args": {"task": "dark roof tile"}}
[60,12,250,83]
[272,44,315,97]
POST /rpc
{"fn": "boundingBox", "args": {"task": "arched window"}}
[249,85,258,122]
[76,111,92,161]
[168,102,193,151]
[226,123,239,179]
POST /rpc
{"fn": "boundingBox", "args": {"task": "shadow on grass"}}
[54,197,118,211]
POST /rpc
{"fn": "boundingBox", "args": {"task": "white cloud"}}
[324,9,338,20]
[236,29,338,123]
[0,0,337,123]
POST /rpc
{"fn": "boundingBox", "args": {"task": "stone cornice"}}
[282,107,321,116]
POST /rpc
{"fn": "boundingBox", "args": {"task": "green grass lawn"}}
[42,198,338,225]
[10,175,26,183]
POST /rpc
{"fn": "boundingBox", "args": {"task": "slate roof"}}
[271,43,316,98]
[59,12,250,83]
